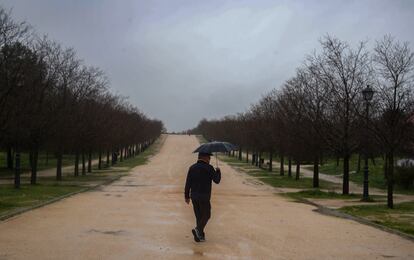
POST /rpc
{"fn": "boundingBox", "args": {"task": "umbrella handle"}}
[215,152,218,168]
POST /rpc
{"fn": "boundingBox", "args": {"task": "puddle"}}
[87,229,127,236]
[193,250,204,256]
[112,184,149,187]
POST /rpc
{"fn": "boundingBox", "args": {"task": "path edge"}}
[295,197,414,242]
[221,156,414,242]
[0,174,123,222]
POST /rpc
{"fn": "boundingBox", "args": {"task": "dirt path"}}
[0,135,413,259]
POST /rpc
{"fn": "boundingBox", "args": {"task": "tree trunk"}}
[87,151,92,173]
[246,150,249,163]
[295,160,300,180]
[82,152,86,175]
[106,150,110,167]
[98,151,102,170]
[30,149,39,185]
[336,156,340,166]
[357,153,361,173]
[45,151,49,165]
[56,151,63,181]
[387,151,394,209]
[29,151,33,172]
[313,156,319,188]
[14,151,21,188]
[238,148,242,161]
[343,154,350,195]
[280,154,285,176]
[269,151,273,172]
[7,146,13,169]
[120,148,123,162]
[74,152,79,177]
[384,153,388,180]
[288,157,292,177]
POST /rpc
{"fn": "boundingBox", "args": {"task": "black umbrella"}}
[193,141,237,167]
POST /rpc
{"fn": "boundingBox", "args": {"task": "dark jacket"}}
[184,160,221,201]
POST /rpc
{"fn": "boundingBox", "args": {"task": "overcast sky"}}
[1,0,414,131]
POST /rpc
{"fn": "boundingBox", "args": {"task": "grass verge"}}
[0,184,83,215]
[309,155,414,195]
[195,134,208,144]
[219,154,339,190]
[339,201,414,236]
[282,189,386,201]
[114,135,166,169]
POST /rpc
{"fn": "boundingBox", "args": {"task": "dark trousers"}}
[192,199,211,234]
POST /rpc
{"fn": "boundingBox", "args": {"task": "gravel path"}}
[0,135,413,259]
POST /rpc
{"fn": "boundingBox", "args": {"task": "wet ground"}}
[0,135,413,259]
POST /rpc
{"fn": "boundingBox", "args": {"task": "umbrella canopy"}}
[193,141,237,154]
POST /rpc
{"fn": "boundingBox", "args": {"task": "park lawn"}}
[312,155,414,195]
[310,155,384,177]
[114,135,165,169]
[283,189,361,200]
[282,189,386,201]
[258,175,339,189]
[0,184,84,216]
[195,135,208,144]
[339,201,414,236]
[220,154,339,190]
[0,153,77,177]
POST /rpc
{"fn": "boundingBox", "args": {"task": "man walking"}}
[185,152,221,242]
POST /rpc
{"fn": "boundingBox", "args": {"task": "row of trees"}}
[0,7,163,187]
[191,35,414,208]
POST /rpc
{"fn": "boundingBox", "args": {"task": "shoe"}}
[191,228,201,242]
[200,232,205,242]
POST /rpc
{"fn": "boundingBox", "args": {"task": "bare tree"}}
[307,35,370,194]
[371,35,414,208]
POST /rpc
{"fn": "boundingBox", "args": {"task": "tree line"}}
[191,35,414,209]
[0,7,164,187]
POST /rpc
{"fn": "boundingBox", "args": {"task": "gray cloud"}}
[2,0,414,131]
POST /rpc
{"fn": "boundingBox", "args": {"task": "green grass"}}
[339,201,414,236]
[0,184,83,215]
[257,174,339,189]
[281,189,387,201]
[195,135,208,144]
[219,154,339,190]
[308,155,385,177]
[312,155,414,195]
[115,136,165,169]
[0,153,82,177]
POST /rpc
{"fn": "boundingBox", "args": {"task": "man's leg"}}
[198,200,211,237]
[191,200,202,242]
[192,199,202,229]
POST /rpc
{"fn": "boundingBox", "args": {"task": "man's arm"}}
[212,167,221,184]
[184,168,192,203]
